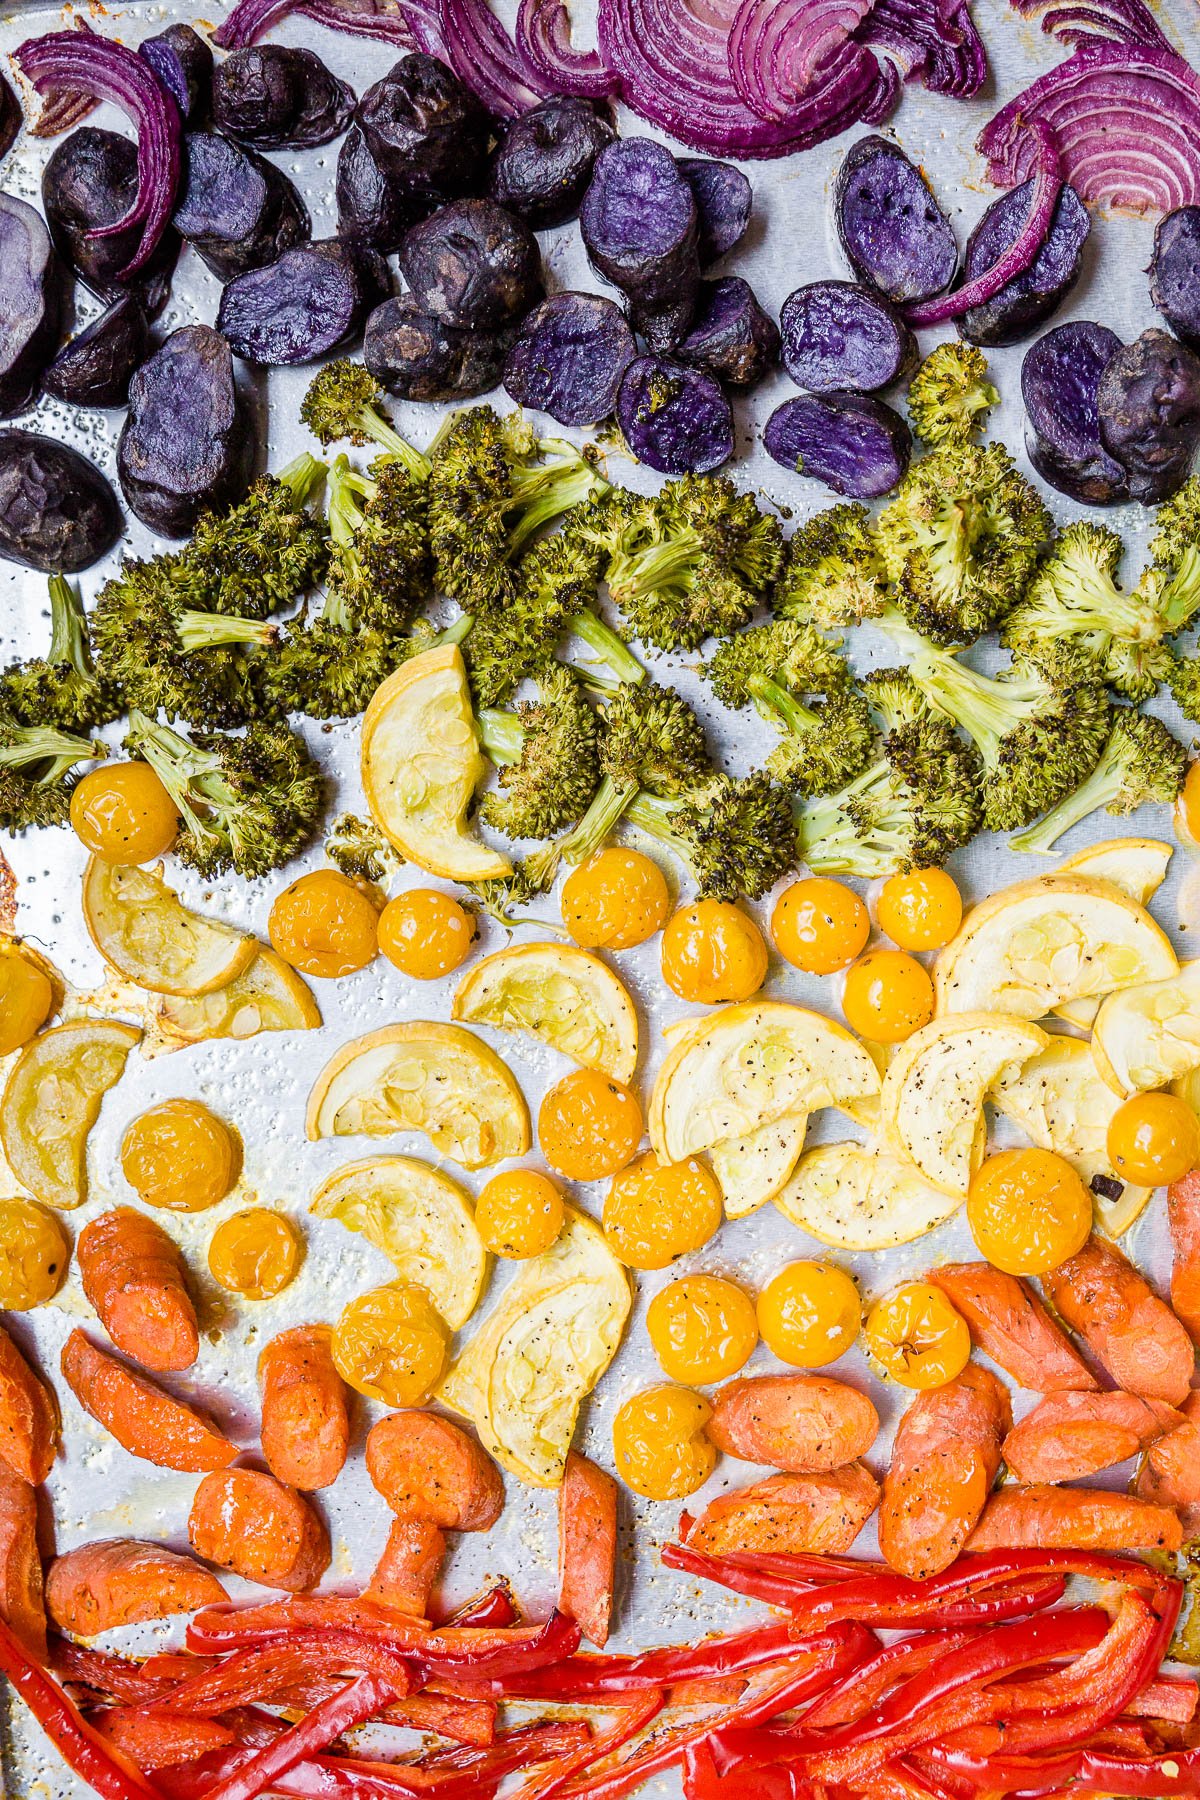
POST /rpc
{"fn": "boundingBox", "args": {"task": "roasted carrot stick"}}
[1169,1169,1200,1345]
[365,1412,504,1531]
[46,1540,227,1637]
[188,1469,330,1592]
[77,1208,199,1374]
[61,1331,235,1474]
[95,1711,237,1773]
[687,1465,880,1557]
[879,1364,1011,1581]
[1003,1390,1180,1486]
[0,1465,45,1658]
[258,1327,349,1493]
[1138,1389,1200,1534]
[707,1373,879,1472]
[928,1262,1097,1392]
[366,1518,446,1617]
[967,1484,1183,1552]
[1042,1236,1194,1405]
[558,1451,617,1649]
[0,1324,58,1484]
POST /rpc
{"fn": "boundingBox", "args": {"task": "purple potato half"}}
[139,25,213,126]
[1150,208,1200,353]
[630,294,697,354]
[41,128,180,316]
[503,291,635,425]
[779,279,914,394]
[1021,320,1128,505]
[763,392,911,499]
[213,46,355,151]
[0,193,64,419]
[356,54,489,202]
[0,70,21,163]
[398,199,542,332]
[488,97,614,230]
[679,276,779,389]
[118,324,248,536]
[0,431,121,571]
[42,295,149,409]
[174,132,310,282]
[1098,327,1200,504]
[365,294,511,402]
[581,138,700,315]
[616,356,733,475]
[218,240,387,366]
[677,158,752,266]
[958,180,1090,348]
[834,135,957,307]
[337,125,425,254]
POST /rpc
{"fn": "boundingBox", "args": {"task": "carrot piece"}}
[46,1540,227,1637]
[60,1331,235,1475]
[966,1484,1184,1552]
[1042,1236,1194,1405]
[258,1326,349,1493]
[0,1465,45,1658]
[879,1363,1011,1581]
[0,1324,58,1484]
[78,1209,199,1374]
[927,1262,1097,1393]
[686,1465,880,1556]
[188,1469,330,1592]
[365,1412,504,1531]
[1003,1390,1181,1486]
[95,1710,237,1772]
[1169,1169,1200,1345]
[558,1450,617,1649]
[366,1518,446,1617]
[706,1374,879,1472]
[1138,1388,1200,1535]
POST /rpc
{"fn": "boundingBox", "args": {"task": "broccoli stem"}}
[45,576,92,675]
[1158,552,1200,634]
[0,723,102,782]
[568,608,645,687]
[625,790,698,881]
[526,773,636,887]
[276,452,328,508]
[476,710,523,766]
[507,459,609,557]
[749,674,819,737]
[174,610,276,653]
[365,410,430,484]
[1008,760,1123,853]
[125,711,220,852]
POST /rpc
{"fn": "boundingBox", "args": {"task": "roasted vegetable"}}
[41,128,179,315]
[706,621,873,795]
[0,71,20,163]
[320,452,430,631]
[213,46,354,150]
[218,241,387,366]
[2,574,118,731]
[42,295,149,409]
[1022,321,1129,505]
[779,281,914,395]
[488,97,614,228]
[139,24,213,125]
[617,357,733,476]
[834,136,957,307]
[299,359,429,477]
[907,343,998,447]
[774,502,887,629]
[959,180,1090,347]
[627,772,795,900]
[173,131,310,281]
[1010,709,1188,853]
[581,138,700,323]
[356,53,490,202]
[0,432,121,573]
[0,194,64,419]
[478,664,601,838]
[0,713,105,832]
[679,277,779,389]
[763,393,911,499]
[398,199,542,332]
[503,292,635,426]
[677,157,751,265]
[118,325,248,538]
[1097,327,1200,503]
[336,125,418,254]
[365,296,510,403]
[183,453,329,621]
[1150,207,1200,352]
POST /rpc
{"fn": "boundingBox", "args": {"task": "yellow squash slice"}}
[709,1114,809,1219]
[2,1020,141,1208]
[452,943,638,1083]
[880,1013,1049,1196]
[82,859,256,997]
[1052,842,1174,1029]
[1091,961,1200,1096]
[439,1206,631,1488]
[361,645,510,882]
[306,1021,530,1169]
[152,949,321,1050]
[775,1141,961,1249]
[311,1155,488,1330]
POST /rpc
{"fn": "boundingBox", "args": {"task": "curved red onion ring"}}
[215,0,425,50]
[905,121,1062,323]
[515,0,617,97]
[730,0,874,121]
[213,0,298,45]
[440,0,551,115]
[1008,0,1168,46]
[14,31,180,276]
[858,0,987,97]
[28,85,98,137]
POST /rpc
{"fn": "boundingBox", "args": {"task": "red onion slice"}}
[215,0,423,49]
[29,86,99,137]
[516,0,618,97]
[440,0,552,116]
[1009,0,1168,46]
[730,0,875,121]
[858,0,987,97]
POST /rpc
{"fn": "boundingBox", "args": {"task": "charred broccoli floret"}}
[0,714,105,831]
[125,711,325,879]
[774,505,887,629]
[181,453,330,620]
[478,667,601,840]
[300,361,431,481]
[907,344,998,447]
[876,443,1052,645]
[706,622,873,795]
[1,576,119,731]
[626,772,795,900]
[322,454,431,634]
[325,811,402,882]
[1009,709,1188,853]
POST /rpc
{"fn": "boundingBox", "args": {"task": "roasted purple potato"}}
[834,135,957,307]
[1097,327,1200,503]
[218,240,386,366]
[213,46,354,151]
[488,97,614,229]
[1021,320,1128,505]
[764,392,911,499]
[365,294,510,402]
[581,138,700,318]
[1150,208,1200,352]
[139,24,213,126]
[677,158,752,266]
[398,199,542,331]
[617,355,733,475]
[42,296,149,409]
[174,131,310,281]
[631,295,697,354]
[357,54,489,202]
[0,70,20,163]
[42,128,180,314]
[679,277,778,389]
[779,280,913,394]
[503,291,635,424]
[0,431,121,571]
[958,181,1090,348]
[337,125,422,253]
[118,324,247,536]
[0,194,64,419]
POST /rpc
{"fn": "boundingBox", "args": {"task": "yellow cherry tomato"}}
[603,1151,722,1270]
[561,849,671,951]
[331,1280,447,1406]
[967,1147,1092,1276]
[539,1068,643,1181]
[0,946,53,1056]
[476,1168,564,1258]
[612,1384,716,1500]
[1175,760,1200,851]
[876,868,963,952]
[757,1260,861,1367]
[269,870,380,978]
[208,1208,303,1300]
[865,1282,971,1390]
[646,1275,758,1384]
[772,878,868,975]
[70,761,180,864]
[0,1197,68,1310]
[121,1099,236,1213]
[841,949,935,1044]
[1107,1091,1200,1187]
[378,889,476,980]
[661,899,768,1005]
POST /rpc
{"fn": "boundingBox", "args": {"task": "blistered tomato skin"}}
[661,899,768,1004]
[646,1275,758,1383]
[476,1168,564,1258]
[772,878,868,975]
[562,849,670,951]
[331,1280,447,1406]
[876,868,963,952]
[539,1068,643,1181]
[865,1282,971,1389]
[757,1260,861,1367]
[121,1099,236,1213]
[842,949,935,1044]
[209,1208,303,1300]
[378,889,476,980]
[1107,1091,1200,1187]
[967,1147,1092,1276]
[603,1151,722,1270]
[0,1197,68,1310]
[612,1384,716,1500]
[268,870,380,979]
[0,948,52,1056]
[70,761,180,864]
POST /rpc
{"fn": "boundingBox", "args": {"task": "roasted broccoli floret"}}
[181,453,330,620]
[321,454,432,634]
[907,344,998,447]
[876,443,1052,645]
[125,711,324,879]
[626,772,795,900]
[706,622,873,796]
[1,576,119,731]
[300,361,431,482]
[0,714,105,830]
[774,504,887,629]
[1009,709,1188,853]
[467,862,558,926]
[478,666,602,840]
[325,811,402,882]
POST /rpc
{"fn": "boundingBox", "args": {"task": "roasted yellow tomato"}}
[121,1099,236,1213]
[841,949,935,1044]
[757,1260,861,1367]
[602,1151,722,1270]
[268,870,379,979]
[1175,759,1200,852]
[865,1282,971,1389]
[0,946,53,1056]
[331,1279,447,1406]
[876,868,963,952]
[967,1147,1092,1276]
[208,1208,303,1300]
[378,889,476,980]
[1107,1091,1200,1187]
[561,848,670,952]
[475,1168,564,1259]
[69,761,179,864]
[539,1068,643,1181]
[646,1275,758,1384]
[0,1197,68,1310]
[661,899,768,1005]
[612,1384,716,1500]
[772,878,868,975]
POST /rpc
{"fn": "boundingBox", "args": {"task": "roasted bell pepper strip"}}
[449,1620,801,1698]
[145,1631,416,1716]
[196,1673,400,1800]
[683,1737,804,1800]
[95,1709,239,1773]
[1131,1676,1200,1723]
[507,1694,664,1800]
[1080,1744,1200,1795]
[53,1641,172,1705]
[438,1586,517,1629]
[799,1631,976,1731]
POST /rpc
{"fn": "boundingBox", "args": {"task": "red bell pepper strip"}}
[196,1673,401,1800]
[683,1737,805,1800]
[799,1632,976,1732]
[1131,1676,1200,1723]
[437,1586,518,1629]
[52,1641,173,1706]
[187,1603,580,1678]
[95,1709,239,1773]
[144,1631,417,1716]
[507,1693,665,1800]
[449,1620,802,1698]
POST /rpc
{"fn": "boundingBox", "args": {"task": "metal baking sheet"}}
[0,1,1196,1791]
